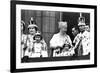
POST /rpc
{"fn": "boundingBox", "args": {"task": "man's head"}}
[78,22,86,32]
[72,26,79,36]
[78,16,86,32]
[58,21,67,33]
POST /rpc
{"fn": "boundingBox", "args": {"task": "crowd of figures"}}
[21,16,90,62]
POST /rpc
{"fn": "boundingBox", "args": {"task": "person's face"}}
[79,25,85,32]
[29,27,36,35]
[60,27,67,33]
[72,28,78,36]
[35,36,41,42]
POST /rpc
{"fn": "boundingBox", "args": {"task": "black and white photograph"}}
[11,1,97,72]
[21,10,90,62]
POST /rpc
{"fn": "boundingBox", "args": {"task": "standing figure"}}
[50,21,72,57]
[25,24,39,57]
[74,17,90,56]
[30,32,48,57]
[21,20,27,58]
[72,26,79,56]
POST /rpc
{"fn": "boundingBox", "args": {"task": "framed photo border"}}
[10,0,97,72]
